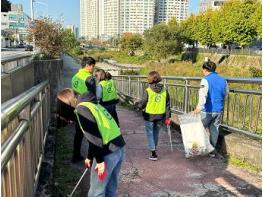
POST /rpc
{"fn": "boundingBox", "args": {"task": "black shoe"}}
[209,150,216,158]
[71,155,84,163]
[149,151,158,161]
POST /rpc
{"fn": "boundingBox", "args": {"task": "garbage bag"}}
[178,113,214,158]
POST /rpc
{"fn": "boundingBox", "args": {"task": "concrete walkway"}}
[60,55,261,197]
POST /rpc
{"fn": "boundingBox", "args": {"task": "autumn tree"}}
[28,19,64,58]
[119,33,143,56]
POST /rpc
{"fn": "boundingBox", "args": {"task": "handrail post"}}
[128,76,131,96]
[184,79,189,113]
[137,77,140,98]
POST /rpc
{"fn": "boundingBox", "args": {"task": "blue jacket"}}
[203,72,226,112]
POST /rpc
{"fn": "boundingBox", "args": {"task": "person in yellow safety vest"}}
[135,71,171,161]
[71,56,96,163]
[95,69,120,126]
[75,90,125,196]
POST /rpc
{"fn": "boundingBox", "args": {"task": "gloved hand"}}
[84,159,92,169]
[94,162,107,181]
[165,118,171,125]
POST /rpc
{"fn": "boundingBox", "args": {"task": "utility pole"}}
[30,0,35,53]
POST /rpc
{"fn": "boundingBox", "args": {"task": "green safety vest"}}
[76,102,121,145]
[145,87,167,114]
[99,80,118,102]
[71,68,91,94]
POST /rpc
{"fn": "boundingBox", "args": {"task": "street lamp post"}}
[30,0,36,53]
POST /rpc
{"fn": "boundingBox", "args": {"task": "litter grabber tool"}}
[68,168,89,197]
[165,118,173,152]
[167,124,173,152]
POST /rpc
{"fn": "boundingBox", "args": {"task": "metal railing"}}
[1,81,50,197]
[187,48,262,56]
[113,75,262,140]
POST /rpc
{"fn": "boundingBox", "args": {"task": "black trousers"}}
[73,118,84,158]
[103,104,119,126]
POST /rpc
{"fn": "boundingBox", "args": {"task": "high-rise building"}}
[103,0,120,40]
[80,0,189,39]
[200,0,224,13]
[80,0,88,38]
[155,0,189,24]
[120,0,155,34]
[1,4,31,43]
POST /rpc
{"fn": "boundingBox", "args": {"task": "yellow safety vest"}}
[145,87,166,114]
[75,102,120,145]
[99,80,118,102]
[71,68,91,94]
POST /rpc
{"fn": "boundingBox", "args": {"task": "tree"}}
[194,10,216,47]
[218,0,258,47]
[63,29,78,51]
[1,0,11,12]
[143,23,183,61]
[250,2,262,38]
[27,19,64,58]
[168,17,178,27]
[119,33,143,56]
[180,15,198,47]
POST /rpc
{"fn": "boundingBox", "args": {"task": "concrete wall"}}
[1,62,35,103]
[1,58,63,108]
[34,59,63,113]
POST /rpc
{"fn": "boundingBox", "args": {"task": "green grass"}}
[53,128,82,197]
[226,154,261,174]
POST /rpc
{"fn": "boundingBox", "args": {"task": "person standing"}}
[193,60,228,157]
[135,71,171,161]
[95,69,119,126]
[71,56,96,162]
[75,90,125,197]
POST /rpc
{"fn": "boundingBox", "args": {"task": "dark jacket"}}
[76,92,125,163]
[135,83,171,122]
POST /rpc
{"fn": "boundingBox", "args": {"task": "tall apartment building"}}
[120,0,155,34]
[80,0,88,38]
[155,0,189,24]
[200,0,224,13]
[80,0,189,40]
[103,0,120,40]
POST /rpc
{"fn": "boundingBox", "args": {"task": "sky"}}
[10,0,199,28]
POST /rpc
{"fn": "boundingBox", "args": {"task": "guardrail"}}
[113,75,262,140]
[1,53,33,73]
[187,48,262,56]
[1,81,50,197]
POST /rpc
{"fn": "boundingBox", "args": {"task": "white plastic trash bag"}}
[178,113,214,158]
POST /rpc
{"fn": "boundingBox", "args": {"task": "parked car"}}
[25,45,33,51]
[17,43,26,48]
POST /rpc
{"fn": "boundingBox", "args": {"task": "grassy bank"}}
[53,127,82,196]
[80,49,261,79]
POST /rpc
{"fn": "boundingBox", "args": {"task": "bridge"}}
[1,54,262,196]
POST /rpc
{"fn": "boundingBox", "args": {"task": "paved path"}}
[61,55,261,197]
